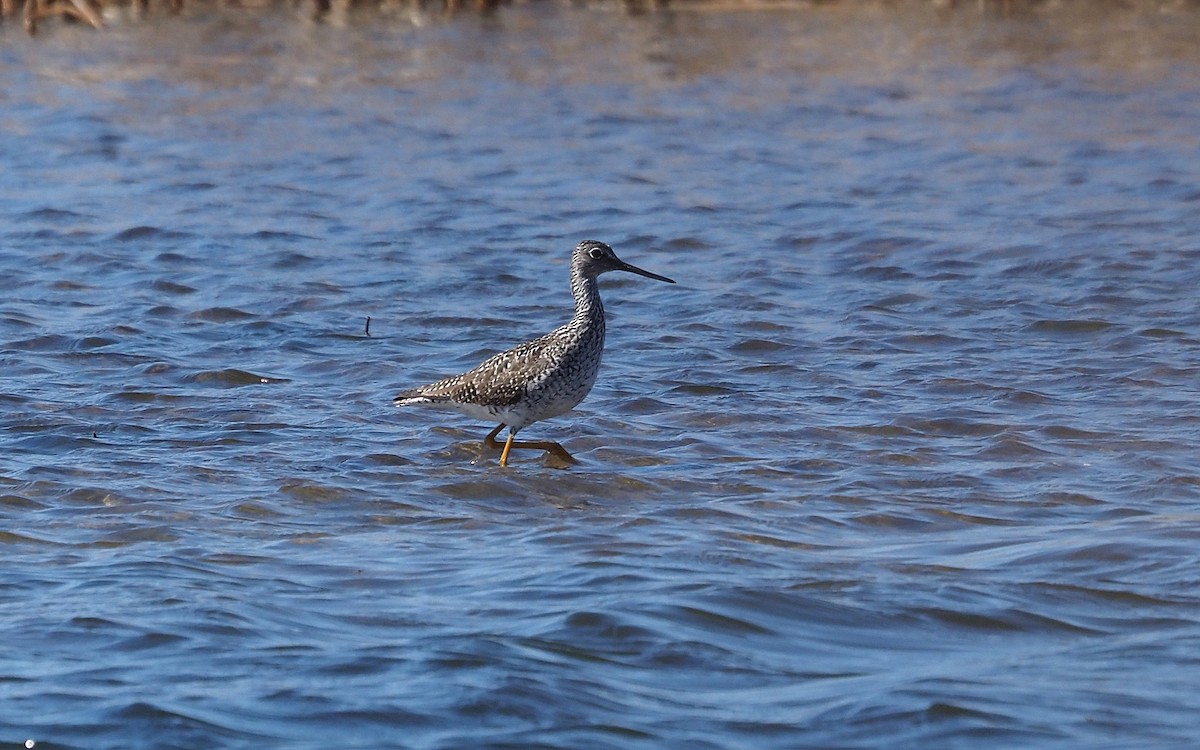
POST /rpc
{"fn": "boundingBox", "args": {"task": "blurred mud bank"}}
[5,0,1200,34]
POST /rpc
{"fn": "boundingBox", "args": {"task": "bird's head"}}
[572,240,675,284]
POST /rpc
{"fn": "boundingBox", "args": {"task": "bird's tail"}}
[394,389,437,406]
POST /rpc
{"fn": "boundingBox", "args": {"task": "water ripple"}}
[3,4,1200,750]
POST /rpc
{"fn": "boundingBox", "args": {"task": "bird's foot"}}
[482,424,577,467]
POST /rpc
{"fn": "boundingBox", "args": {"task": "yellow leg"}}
[500,433,515,467]
[515,439,577,464]
[483,423,577,466]
[484,423,506,449]
[499,437,577,465]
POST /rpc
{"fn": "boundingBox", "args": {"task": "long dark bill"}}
[618,261,676,284]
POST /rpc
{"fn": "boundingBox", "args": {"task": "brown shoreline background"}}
[7,0,1200,36]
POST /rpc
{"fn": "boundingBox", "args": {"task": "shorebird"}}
[394,240,675,466]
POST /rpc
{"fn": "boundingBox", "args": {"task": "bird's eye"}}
[588,247,604,260]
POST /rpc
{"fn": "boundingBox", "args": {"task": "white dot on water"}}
[25,740,36,749]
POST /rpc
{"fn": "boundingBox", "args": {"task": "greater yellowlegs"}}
[394,240,675,466]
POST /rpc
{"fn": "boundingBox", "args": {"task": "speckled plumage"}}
[394,240,675,466]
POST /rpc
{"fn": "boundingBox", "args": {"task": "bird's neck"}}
[571,272,605,328]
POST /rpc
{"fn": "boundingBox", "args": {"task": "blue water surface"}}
[2,3,1200,748]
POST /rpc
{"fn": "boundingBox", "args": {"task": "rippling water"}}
[3,3,1200,748]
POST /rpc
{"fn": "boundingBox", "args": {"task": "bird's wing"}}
[395,329,566,407]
